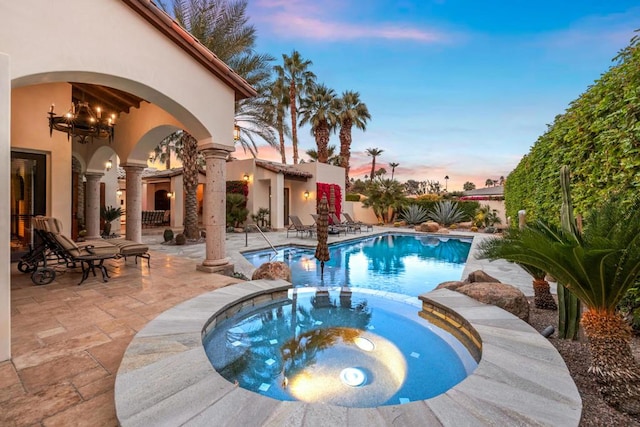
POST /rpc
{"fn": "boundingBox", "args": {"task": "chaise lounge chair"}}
[330,213,360,234]
[343,213,373,232]
[287,215,316,238]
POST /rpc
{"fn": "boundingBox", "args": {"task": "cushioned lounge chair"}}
[343,213,373,232]
[330,213,360,234]
[287,215,316,238]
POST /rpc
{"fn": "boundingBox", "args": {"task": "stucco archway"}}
[0,0,256,362]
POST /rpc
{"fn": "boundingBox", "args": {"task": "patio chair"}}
[287,215,316,238]
[343,213,373,232]
[330,213,360,234]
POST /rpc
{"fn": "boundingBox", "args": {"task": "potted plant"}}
[100,205,123,237]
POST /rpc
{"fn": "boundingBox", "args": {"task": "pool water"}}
[203,288,477,408]
[243,233,472,297]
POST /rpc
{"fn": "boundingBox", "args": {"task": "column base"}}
[197,260,234,276]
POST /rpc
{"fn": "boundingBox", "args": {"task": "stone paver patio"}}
[1,227,569,426]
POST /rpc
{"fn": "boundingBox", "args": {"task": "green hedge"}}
[345,193,361,202]
[505,35,640,225]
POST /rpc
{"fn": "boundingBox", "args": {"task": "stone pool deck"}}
[3,227,576,425]
[115,279,581,426]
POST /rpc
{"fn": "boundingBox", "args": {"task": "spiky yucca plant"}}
[399,204,429,225]
[477,196,640,414]
[427,200,467,227]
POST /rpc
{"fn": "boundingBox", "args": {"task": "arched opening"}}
[155,189,170,211]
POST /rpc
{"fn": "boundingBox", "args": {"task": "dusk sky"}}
[237,0,639,191]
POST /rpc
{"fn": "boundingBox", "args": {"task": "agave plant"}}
[399,204,429,225]
[427,201,467,227]
[477,196,640,414]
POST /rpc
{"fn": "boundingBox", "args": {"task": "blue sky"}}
[239,0,639,191]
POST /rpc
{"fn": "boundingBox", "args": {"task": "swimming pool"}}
[203,287,478,407]
[243,233,472,297]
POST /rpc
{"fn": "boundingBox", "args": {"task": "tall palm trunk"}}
[339,120,352,189]
[369,157,376,182]
[289,82,299,164]
[182,133,199,239]
[316,123,330,163]
[582,309,640,414]
[277,110,286,164]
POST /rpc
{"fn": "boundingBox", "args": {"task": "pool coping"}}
[114,280,582,426]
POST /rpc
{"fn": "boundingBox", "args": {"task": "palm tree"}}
[162,0,275,236]
[365,148,384,182]
[167,0,276,154]
[389,162,399,180]
[283,50,316,164]
[463,181,476,191]
[485,178,495,187]
[477,196,640,413]
[305,145,340,166]
[362,177,406,223]
[269,65,290,164]
[299,83,339,164]
[337,91,370,188]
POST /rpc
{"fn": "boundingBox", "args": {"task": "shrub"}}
[163,229,174,242]
[346,193,361,202]
[427,201,468,226]
[226,193,249,227]
[399,204,429,225]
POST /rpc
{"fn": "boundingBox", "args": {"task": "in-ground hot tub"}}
[115,279,581,426]
[203,287,478,407]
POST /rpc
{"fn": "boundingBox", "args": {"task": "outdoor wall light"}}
[234,123,241,141]
[105,159,113,171]
[116,189,123,197]
[167,191,174,199]
[304,190,310,200]
[243,173,250,182]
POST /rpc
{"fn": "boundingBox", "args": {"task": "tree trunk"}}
[289,82,299,165]
[277,111,286,164]
[582,309,640,414]
[370,158,376,182]
[339,121,352,189]
[182,133,200,240]
[532,278,557,310]
[316,123,329,163]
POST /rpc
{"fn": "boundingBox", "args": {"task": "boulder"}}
[457,282,529,322]
[464,270,500,284]
[417,221,440,232]
[435,281,465,291]
[251,261,292,282]
[458,221,473,229]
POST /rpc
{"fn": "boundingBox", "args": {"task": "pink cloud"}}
[252,0,450,43]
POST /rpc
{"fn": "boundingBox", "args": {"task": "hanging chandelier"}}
[48,102,116,144]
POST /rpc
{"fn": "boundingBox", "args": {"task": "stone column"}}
[197,143,233,274]
[123,165,145,243]
[1,53,11,361]
[84,172,103,240]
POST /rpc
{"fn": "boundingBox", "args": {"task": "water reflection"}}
[205,289,475,407]
[243,234,471,296]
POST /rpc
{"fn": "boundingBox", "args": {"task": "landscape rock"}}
[417,222,440,232]
[465,270,501,283]
[435,281,465,291]
[251,261,292,281]
[457,282,529,322]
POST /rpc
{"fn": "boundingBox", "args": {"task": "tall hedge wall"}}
[505,34,640,225]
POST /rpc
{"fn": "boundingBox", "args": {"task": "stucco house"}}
[1,0,256,362]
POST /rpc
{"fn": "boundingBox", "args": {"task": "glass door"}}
[10,152,46,261]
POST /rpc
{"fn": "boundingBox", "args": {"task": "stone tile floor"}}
[1,227,533,426]
[2,249,241,426]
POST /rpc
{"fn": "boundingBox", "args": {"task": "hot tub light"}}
[354,337,375,352]
[340,367,367,387]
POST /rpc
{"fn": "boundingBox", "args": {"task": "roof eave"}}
[122,0,257,101]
